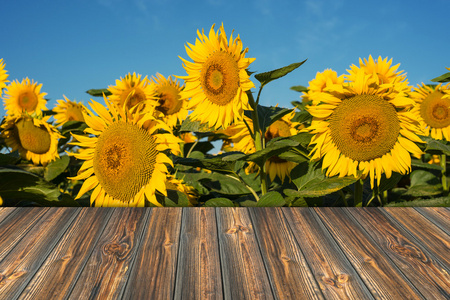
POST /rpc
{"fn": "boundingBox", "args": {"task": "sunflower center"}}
[420,91,450,128]
[200,51,240,106]
[14,118,51,154]
[265,119,291,163]
[156,85,182,116]
[329,94,400,161]
[93,122,158,202]
[18,91,38,112]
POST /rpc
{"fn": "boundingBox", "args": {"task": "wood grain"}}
[0,207,16,224]
[18,208,114,300]
[68,208,150,300]
[122,208,182,300]
[0,208,80,300]
[347,208,450,300]
[314,207,423,300]
[415,207,450,236]
[249,207,324,299]
[174,207,223,300]
[216,207,274,300]
[0,207,50,262]
[382,207,450,271]
[283,208,374,300]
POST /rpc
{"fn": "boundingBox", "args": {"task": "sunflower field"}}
[1,24,450,207]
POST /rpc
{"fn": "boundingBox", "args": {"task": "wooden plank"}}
[414,207,450,236]
[18,208,114,300]
[0,207,16,224]
[347,208,450,300]
[68,208,151,300]
[122,208,182,300]
[0,207,50,262]
[249,207,324,299]
[283,208,374,300]
[0,208,80,300]
[174,207,223,300]
[382,207,450,271]
[314,207,423,299]
[215,207,274,300]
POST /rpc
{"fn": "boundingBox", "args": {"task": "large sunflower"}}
[178,23,255,129]
[107,72,157,112]
[53,95,86,127]
[3,78,47,116]
[304,57,423,188]
[1,115,62,165]
[410,83,450,140]
[224,110,301,182]
[151,73,188,128]
[68,98,181,207]
[0,58,9,90]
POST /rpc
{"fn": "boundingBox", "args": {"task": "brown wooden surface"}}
[0,207,448,300]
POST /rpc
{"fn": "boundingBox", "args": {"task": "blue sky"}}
[1,0,449,117]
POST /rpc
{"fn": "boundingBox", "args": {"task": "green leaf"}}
[0,168,62,204]
[180,172,253,196]
[377,172,404,193]
[245,105,294,135]
[44,156,71,181]
[256,191,285,207]
[60,120,88,135]
[86,88,112,97]
[205,198,235,207]
[290,85,308,93]
[0,153,20,166]
[430,72,450,83]
[240,137,299,166]
[425,139,450,155]
[174,151,245,174]
[254,59,307,87]
[411,159,443,171]
[290,162,358,197]
[179,116,213,133]
[403,169,442,197]
[165,189,190,207]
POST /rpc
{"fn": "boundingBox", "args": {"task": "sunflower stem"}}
[247,90,267,196]
[441,154,448,193]
[354,179,364,207]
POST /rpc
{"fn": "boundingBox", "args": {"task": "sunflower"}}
[3,78,47,116]
[224,109,301,182]
[302,69,345,104]
[304,57,423,188]
[166,174,198,206]
[150,73,188,128]
[0,58,9,90]
[409,83,450,140]
[178,23,255,129]
[68,98,182,207]
[53,95,86,126]
[107,72,157,112]
[1,114,62,165]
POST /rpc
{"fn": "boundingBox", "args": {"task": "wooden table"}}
[0,207,448,299]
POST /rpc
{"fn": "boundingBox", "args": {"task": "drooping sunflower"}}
[68,98,182,207]
[178,23,255,129]
[409,83,450,140]
[1,114,62,165]
[304,57,423,188]
[107,72,157,112]
[151,73,188,128]
[53,95,86,127]
[224,109,301,182]
[3,78,48,116]
[0,58,9,90]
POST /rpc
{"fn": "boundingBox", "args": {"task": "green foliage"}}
[256,191,285,207]
[254,59,307,87]
[85,88,112,97]
[290,85,308,93]
[205,198,235,207]
[245,105,294,134]
[430,72,450,83]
